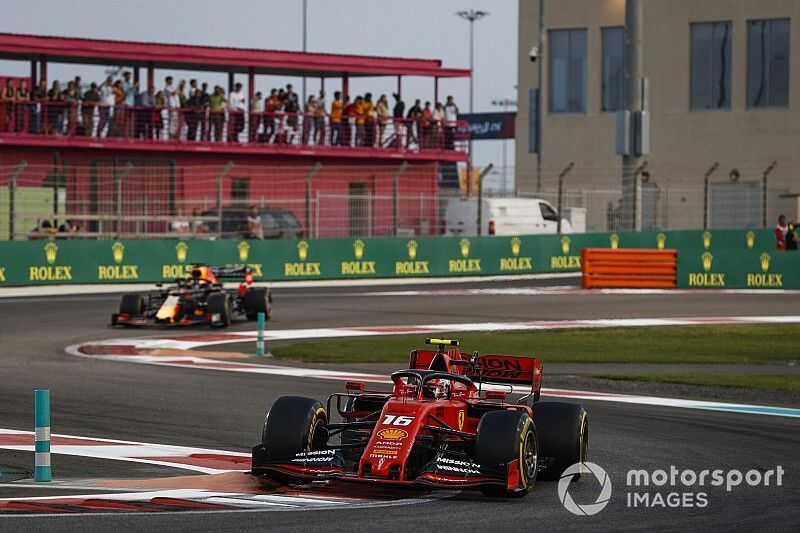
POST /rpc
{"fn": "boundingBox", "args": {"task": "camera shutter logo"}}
[558,462,612,516]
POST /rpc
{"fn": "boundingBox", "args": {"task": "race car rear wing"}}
[409,349,542,394]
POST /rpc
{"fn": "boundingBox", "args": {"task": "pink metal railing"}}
[0,101,469,155]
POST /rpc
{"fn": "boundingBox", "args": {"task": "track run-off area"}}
[1,277,798,531]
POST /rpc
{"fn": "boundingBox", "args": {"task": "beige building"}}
[515,0,799,231]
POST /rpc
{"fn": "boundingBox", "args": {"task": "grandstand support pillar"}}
[476,164,494,237]
[216,161,235,239]
[434,77,439,105]
[8,161,28,241]
[762,161,777,228]
[228,72,234,93]
[305,162,322,238]
[396,76,402,98]
[320,78,325,93]
[114,163,134,238]
[39,56,47,85]
[342,75,349,99]
[30,61,37,87]
[392,161,410,237]
[134,68,140,85]
[147,62,154,90]
[248,68,255,99]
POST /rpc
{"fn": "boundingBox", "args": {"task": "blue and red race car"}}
[252,339,588,497]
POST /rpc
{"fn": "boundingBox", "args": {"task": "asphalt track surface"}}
[0,278,799,532]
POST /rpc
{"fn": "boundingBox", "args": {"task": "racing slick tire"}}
[207,292,231,327]
[475,410,538,497]
[261,396,328,461]
[119,293,145,316]
[533,402,588,481]
[244,287,272,321]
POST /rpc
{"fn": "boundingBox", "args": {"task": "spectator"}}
[31,79,47,133]
[362,92,375,146]
[209,85,226,142]
[109,80,126,137]
[406,98,421,147]
[98,76,115,137]
[315,89,326,145]
[0,79,14,132]
[165,76,179,139]
[154,89,166,139]
[353,96,365,146]
[199,82,211,140]
[229,83,246,142]
[121,71,135,106]
[134,84,155,139]
[263,88,280,142]
[15,79,30,133]
[376,94,389,146]
[786,221,798,251]
[303,94,317,144]
[57,218,81,234]
[330,90,343,146]
[47,80,66,135]
[392,92,405,147]
[421,101,432,148]
[342,95,355,146]
[283,84,299,144]
[431,102,444,148]
[444,95,458,149]
[186,88,202,141]
[775,215,789,251]
[246,205,264,239]
[82,82,100,136]
[249,91,263,142]
[192,207,209,236]
[65,80,82,134]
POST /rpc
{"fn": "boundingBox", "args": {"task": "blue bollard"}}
[256,312,265,356]
[34,389,52,482]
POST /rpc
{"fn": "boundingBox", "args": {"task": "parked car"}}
[201,207,302,239]
[443,198,576,236]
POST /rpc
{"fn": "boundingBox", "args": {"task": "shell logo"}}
[561,235,571,255]
[237,240,250,262]
[407,240,418,260]
[702,251,713,272]
[746,231,756,250]
[760,252,770,273]
[459,238,471,258]
[175,241,189,263]
[656,232,666,250]
[44,241,58,264]
[111,241,125,264]
[377,428,408,440]
[510,237,521,257]
[297,240,309,261]
[609,233,619,250]
[702,231,712,250]
[354,239,365,260]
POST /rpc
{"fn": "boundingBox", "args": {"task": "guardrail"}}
[0,228,796,288]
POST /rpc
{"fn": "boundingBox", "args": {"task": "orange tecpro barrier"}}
[581,248,677,289]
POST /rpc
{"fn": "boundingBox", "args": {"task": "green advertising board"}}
[0,228,795,288]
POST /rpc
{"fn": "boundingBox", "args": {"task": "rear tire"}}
[262,396,328,460]
[475,410,538,497]
[533,402,588,481]
[244,287,272,320]
[119,293,144,315]
[207,292,231,327]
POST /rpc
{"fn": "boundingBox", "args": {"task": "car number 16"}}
[382,415,414,426]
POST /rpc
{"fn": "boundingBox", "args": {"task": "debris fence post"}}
[256,312,266,356]
[34,389,52,482]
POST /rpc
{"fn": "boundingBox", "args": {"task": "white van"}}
[443,198,577,236]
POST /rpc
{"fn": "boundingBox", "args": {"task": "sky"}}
[0,0,518,187]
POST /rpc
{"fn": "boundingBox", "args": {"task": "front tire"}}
[207,292,231,327]
[475,410,538,497]
[262,396,328,460]
[534,402,588,481]
[119,293,144,315]
[244,287,272,320]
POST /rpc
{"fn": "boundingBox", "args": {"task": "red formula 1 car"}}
[111,265,272,328]
[252,339,588,497]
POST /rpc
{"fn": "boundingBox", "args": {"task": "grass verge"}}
[269,324,800,364]
[592,374,800,393]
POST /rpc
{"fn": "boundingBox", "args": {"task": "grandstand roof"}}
[0,33,470,78]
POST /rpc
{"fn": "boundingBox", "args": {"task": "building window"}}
[747,19,790,108]
[690,22,731,110]
[549,28,587,113]
[601,27,624,112]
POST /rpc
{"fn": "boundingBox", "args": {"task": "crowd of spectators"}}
[0,73,462,150]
